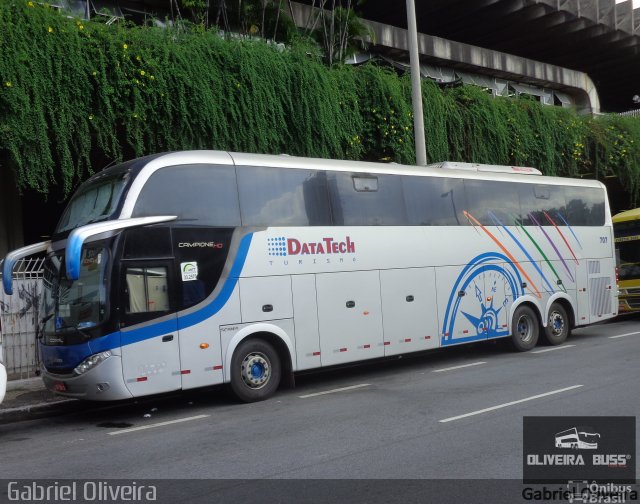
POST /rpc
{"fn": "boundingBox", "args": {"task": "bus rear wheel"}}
[510,305,539,351]
[230,339,281,403]
[543,303,570,345]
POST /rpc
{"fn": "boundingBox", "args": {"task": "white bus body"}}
[1,151,618,402]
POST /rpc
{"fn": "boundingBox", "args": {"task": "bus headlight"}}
[74,351,112,376]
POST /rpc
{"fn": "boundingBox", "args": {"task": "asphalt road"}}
[1,317,639,503]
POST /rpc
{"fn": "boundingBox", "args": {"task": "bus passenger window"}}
[237,167,331,226]
[564,187,605,226]
[402,176,466,226]
[125,267,169,313]
[519,184,566,226]
[464,180,521,226]
[328,172,407,226]
[132,164,241,226]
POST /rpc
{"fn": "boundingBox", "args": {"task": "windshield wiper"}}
[74,325,92,341]
[36,312,55,339]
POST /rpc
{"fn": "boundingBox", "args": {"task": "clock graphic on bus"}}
[441,252,524,345]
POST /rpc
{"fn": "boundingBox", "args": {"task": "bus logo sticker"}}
[268,237,287,256]
[267,236,356,256]
[181,262,198,281]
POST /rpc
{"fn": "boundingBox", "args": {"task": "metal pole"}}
[406,0,427,165]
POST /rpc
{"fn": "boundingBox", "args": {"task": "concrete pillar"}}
[0,161,24,258]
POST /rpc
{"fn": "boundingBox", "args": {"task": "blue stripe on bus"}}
[2,256,15,295]
[40,233,254,368]
[177,233,252,330]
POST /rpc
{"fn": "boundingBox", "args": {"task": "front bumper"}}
[0,363,6,404]
[41,354,132,401]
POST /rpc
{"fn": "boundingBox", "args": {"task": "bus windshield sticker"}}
[181,262,199,282]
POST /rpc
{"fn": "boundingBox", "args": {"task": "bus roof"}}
[612,207,640,223]
[87,150,607,207]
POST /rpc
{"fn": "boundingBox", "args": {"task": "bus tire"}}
[510,305,539,352]
[543,303,570,346]
[229,338,281,403]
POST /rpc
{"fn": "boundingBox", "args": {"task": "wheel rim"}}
[516,314,534,343]
[549,310,565,336]
[241,352,271,389]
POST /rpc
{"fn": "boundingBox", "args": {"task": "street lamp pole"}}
[406,0,427,166]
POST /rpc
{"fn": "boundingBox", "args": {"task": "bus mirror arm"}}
[2,240,51,295]
[65,216,177,281]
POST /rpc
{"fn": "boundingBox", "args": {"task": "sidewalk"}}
[0,376,75,424]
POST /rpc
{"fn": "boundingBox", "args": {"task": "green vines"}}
[2,0,640,206]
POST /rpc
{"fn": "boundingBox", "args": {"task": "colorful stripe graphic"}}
[555,211,583,250]
[464,211,542,298]
[544,211,579,265]
[529,213,575,283]
[487,211,555,292]
[514,216,566,293]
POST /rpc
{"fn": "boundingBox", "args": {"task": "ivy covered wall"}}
[2,0,640,206]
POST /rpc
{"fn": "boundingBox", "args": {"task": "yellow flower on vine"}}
[88,115,94,120]
[92,71,97,76]
[136,55,141,61]
[48,26,54,33]
[78,24,84,30]
[140,70,145,76]
[149,75,155,80]
[5,81,12,87]
[27,1,34,6]
[123,43,128,50]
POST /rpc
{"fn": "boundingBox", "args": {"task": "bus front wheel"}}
[510,305,539,351]
[230,339,281,403]
[543,303,570,346]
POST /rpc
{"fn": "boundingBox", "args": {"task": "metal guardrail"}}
[0,258,44,380]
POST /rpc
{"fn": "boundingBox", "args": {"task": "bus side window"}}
[565,187,605,226]
[518,184,566,226]
[237,167,331,226]
[132,164,241,226]
[403,176,466,226]
[328,172,407,226]
[464,180,521,226]
[124,266,170,315]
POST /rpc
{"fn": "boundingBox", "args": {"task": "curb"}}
[6,376,43,392]
[0,398,79,424]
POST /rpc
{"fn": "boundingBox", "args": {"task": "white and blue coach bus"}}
[2,151,617,402]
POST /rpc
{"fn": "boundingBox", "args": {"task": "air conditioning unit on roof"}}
[428,161,542,175]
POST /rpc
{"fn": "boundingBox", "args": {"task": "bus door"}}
[120,260,182,396]
[575,263,590,325]
[379,267,439,355]
[316,270,384,366]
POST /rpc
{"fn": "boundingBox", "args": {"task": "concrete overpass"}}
[291,2,601,113]
[356,0,640,112]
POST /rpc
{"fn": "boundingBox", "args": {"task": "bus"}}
[1,151,618,402]
[613,208,640,313]
[555,427,600,449]
[0,340,5,404]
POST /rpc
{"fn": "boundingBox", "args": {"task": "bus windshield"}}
[41,247,109,341]
[614,220,640,281]
[56,174,128,233]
